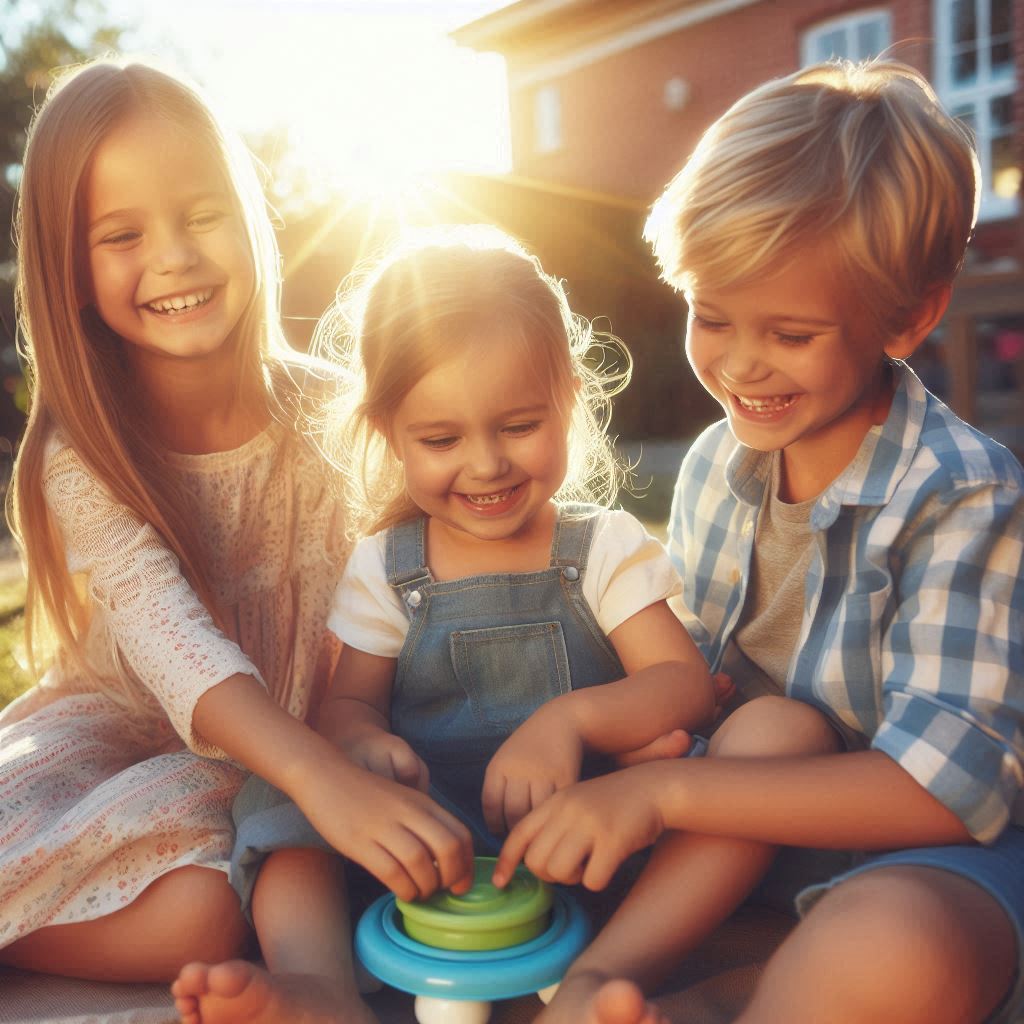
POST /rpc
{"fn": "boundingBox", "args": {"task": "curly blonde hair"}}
[312,225,631,537]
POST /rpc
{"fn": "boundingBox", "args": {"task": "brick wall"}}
[506,1,933,201]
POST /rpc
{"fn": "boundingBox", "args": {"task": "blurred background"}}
[1,0,1022,698]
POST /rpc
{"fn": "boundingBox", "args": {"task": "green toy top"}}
[395,856,554,951]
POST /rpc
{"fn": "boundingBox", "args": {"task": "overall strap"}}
[385,516,431,589]
[550,503,602,574]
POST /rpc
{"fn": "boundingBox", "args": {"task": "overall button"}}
[406,590,422,608]
[562,566,580,581]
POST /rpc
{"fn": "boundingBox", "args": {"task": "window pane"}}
[534,85,561,153]
[991,0,1011,36]
[954,46,978,82]
[992,0,1013,71]
[856,19,886,58]
[816,28,847,60]
[952,0,977,44]
[990,95,1020,199]
[952,104,977,141]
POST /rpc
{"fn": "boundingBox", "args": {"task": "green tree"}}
[0,0,124,444]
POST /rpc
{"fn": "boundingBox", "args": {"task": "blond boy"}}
[496,60,1024,1024]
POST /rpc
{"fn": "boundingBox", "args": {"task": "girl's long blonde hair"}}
[313,225,631,538]
[9,56,295,697]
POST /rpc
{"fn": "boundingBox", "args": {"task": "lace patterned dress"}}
[0,424,348,947]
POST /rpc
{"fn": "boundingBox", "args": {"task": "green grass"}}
[0,572,29,711]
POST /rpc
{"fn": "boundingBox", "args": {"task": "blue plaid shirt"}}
[669,364,1024,843]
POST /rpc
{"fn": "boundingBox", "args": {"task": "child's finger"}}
[502,778,532,835]
[540,829,591,885]
[491,806,548,887]
[581,839,629,892]
[418,804,474,891]
[481,775,507,835]
[363,843,423,903]
[390,746,426,790]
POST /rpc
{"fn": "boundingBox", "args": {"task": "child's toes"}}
[171,961,212,999]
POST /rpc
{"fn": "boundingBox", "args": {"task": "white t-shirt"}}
[328,509,681,658]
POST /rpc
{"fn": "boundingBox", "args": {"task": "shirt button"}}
[562,566,580,581]
[730,568,741,584]
[406,590,422,608]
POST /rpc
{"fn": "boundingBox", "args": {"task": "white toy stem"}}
[413,995,492,1024]
[537,982,560,1004]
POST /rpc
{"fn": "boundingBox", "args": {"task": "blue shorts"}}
[795,826,1024,1024]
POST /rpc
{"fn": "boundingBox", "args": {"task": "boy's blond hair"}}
[313,225,630,537]
[645,59,980,336]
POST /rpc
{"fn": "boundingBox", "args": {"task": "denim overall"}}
[386,504,624,852]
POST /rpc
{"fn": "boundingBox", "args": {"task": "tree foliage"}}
[0,0,124,443]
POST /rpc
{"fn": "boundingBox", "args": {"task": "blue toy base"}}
[355,886,591,1002]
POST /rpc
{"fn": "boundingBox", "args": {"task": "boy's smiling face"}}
[685,243,898,501]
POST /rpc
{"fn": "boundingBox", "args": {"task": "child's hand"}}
[492,764,667,892]
[616,672,735,766]
[342,729,429,793]
[302,758,474,903]
[482,703,584,835]
[615,728,692,767]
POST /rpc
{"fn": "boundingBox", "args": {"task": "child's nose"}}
[467,440,510,480]
[151,229,200,275]
[721,335,767,383]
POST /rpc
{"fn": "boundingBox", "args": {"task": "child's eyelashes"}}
[775,332,814,345]
[98,230,141,247]
[189,211,227,230]
[503,421,541,436]
[692,314,728,331]
[417,422,541,451]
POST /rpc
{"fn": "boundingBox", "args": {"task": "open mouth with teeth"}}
[732,392,799,415]
[145,289,214,316]
[458,483,524,514]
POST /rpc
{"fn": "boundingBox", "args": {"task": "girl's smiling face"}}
[388,336,569,550]
[685,243,896,499]
[84,114,255,369]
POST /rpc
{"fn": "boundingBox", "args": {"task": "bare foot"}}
[537,973,671,1024]
[171,960,379,1024]
[586,980,671,1024]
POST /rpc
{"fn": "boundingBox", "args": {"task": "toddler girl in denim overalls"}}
[214,226,718,1023]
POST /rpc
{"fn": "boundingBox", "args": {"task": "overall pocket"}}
[450,620,571,732]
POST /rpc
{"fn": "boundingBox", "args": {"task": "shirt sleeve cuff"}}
[873,690,1022,844]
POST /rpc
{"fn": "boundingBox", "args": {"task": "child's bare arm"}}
[493,749,969,891]
[562,599,716,753]
[316,646,427,791]
[192,673,473,899]
[482,599,714,833]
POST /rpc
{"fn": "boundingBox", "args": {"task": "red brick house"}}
[453,0,1024,453]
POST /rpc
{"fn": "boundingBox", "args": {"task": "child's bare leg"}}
[0,866,248,983]
[736,865,1016,1024]
[172,848,377,1024]
[540,697,840,1022]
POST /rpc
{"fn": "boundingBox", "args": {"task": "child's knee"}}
[163,866,250,963]
[709,696,840,758]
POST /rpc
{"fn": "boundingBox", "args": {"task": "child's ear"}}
[884,284,952,361]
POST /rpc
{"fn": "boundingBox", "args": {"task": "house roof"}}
[452,0,758,58]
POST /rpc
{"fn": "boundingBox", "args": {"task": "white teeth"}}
[465,487,516,505]
[736,393,797,412]
[147,289,213,314]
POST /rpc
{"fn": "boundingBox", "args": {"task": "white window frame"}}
[934,0,1018,221]
[800,8,892,66]
[533,83,562,154]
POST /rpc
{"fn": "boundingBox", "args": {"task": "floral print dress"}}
[0,424,348,946]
